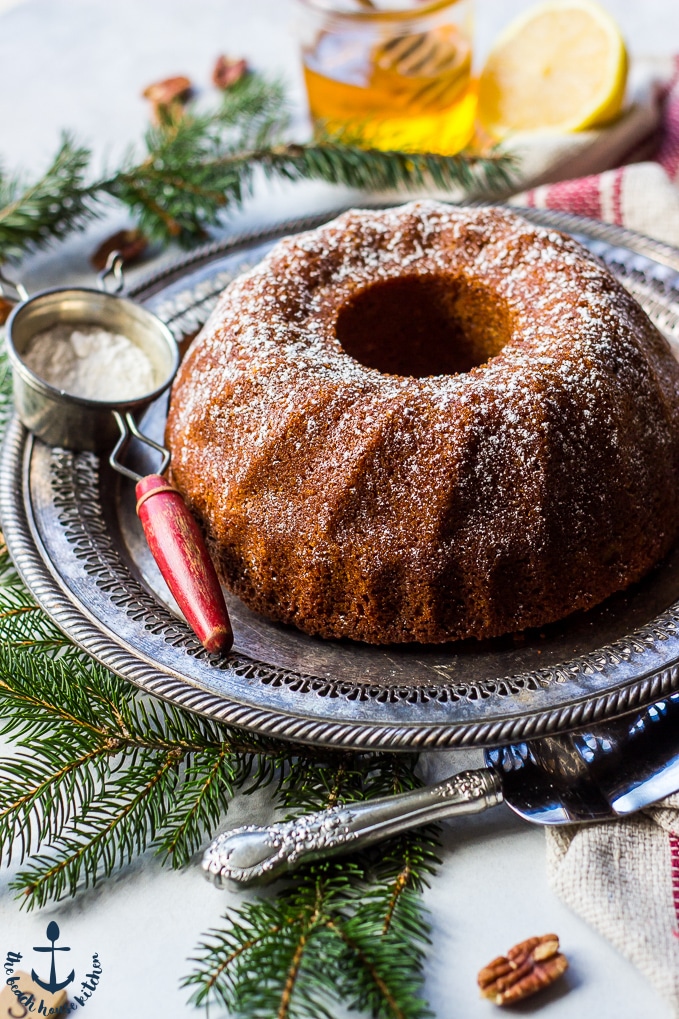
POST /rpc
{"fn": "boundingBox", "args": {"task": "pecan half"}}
[91,229,149,272]
[142,75,192,123]
[212,55,249,90]
[142,75,192,107]
[478,934,568,1006]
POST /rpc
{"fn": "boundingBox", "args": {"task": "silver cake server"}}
[202,693,679,887]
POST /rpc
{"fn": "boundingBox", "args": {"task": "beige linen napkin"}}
[498,56,679,1014]
[547,796,679,1014]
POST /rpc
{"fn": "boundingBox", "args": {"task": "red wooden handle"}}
[135,474,233,653]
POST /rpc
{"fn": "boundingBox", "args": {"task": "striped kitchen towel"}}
[513,55,679,1017]
[508,55,679,246]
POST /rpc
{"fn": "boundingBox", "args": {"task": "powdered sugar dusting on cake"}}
[173,202,665,497]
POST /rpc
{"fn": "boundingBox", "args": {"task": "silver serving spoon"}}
[203,694,679,886]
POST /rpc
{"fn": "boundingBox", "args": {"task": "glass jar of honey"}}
[296,0,475,154]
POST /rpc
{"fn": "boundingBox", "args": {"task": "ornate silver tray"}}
[4,207,679,750]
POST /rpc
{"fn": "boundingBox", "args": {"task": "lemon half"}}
[478,0,628,138]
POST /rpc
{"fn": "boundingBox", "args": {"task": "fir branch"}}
[0,614,283,905]
[0,581,76,653]
[184,752,440,1019]
[0,135,98,263]
[0,564,441,1016]
[247,139,513,197]
[106,131,514,247]
[214,71,288,141]
[153,745,238,867]
[13,748,184,907]
[97,74,288,244]
[329,882,433,1019]
[185,859,435,1019]
[0,73,515,255]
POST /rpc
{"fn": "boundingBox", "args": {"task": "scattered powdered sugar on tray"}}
[23,324,157,402]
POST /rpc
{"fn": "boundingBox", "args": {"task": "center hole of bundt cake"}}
[335,275,510,377]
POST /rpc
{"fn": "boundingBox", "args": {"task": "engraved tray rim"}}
[5,205,679,750]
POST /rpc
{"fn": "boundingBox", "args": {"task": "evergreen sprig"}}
[185,863,434,1019]
[0,72,515,259]
[102,75,290,245]
[184,753,440,1019]
[0,136,98,263]
[0,404,441,1019]
[0,577,441,1015]
[0,592,295,907]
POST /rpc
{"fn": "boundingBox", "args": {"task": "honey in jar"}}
[298,0,476,154]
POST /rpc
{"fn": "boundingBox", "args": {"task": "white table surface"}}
[0,2,677,1017]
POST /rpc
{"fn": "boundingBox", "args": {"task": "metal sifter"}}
[3,256,233,654]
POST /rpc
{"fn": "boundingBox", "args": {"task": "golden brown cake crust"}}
[166,202,679,644]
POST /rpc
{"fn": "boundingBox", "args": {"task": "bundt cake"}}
[166,201,679,644]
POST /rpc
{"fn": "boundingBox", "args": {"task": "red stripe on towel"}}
[657,57,679,182]
[668,832,679,937]
[523,175,604,220]
[611,167,625,226]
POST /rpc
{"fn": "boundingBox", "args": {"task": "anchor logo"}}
[31,921,75,994]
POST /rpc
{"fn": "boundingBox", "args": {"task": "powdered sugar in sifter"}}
[3,255,233,654]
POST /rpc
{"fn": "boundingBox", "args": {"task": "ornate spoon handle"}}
[202,768,503,887]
